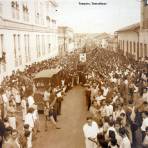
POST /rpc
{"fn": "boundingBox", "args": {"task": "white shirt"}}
[61,80,65,86]
[120,136,131,148]
[100,106,107,117]
[141,117,148,131]
[15,94,21,104]
[21,100,26,110]
[2,93,8,104]
[109,71,114,77]
[143,134,148,145]
[33,109,39,121]
[57,91,62,98]
[113,111,120,121]
[27,96,35,108]
[134,86,138,93]
[83,121,99,139]
[6,90,12,99]
[110,77,117,83]
[105,105,113,116]
[142,92,148,103]
[91,87,99,98]
[117,79,121,85]
[43,91,50,101]
[24,113,35,130]
[124,80,128,85]
[103,87,109,97]
[112,95,118,103]
[141,73,147,81]
[96,95,105,101]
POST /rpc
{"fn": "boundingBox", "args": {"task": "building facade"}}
[116,0,148,60]
[58,26,74,56]
[0,0,58,82]
[116,23,140,60]
[74,33,88,49]
[107,35,118,52]
[93,33,111,48]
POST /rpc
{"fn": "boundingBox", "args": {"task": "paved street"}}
[33,86,87,148]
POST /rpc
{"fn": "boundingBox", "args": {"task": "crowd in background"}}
[0,46,147,148]
[83,48,148,148]
[0,54,72,148]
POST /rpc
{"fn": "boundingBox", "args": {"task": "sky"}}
[56,0,141,33]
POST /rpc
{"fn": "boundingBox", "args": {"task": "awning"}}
[34,67,62,79]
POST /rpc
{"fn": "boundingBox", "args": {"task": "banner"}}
[79,53,86,62]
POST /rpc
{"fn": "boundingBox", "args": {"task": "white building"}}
[58,26,74,56]
[116,0,148,60]
[93,33,111,48]
[108,35,118,52]
[0,0,58,82]
[74,33,88,49]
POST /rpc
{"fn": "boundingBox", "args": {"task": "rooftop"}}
[116,23,140,32]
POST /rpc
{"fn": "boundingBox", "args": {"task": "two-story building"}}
[0,0,58,82]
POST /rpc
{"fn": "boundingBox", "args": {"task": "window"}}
[123,40,124,51]
[136,42,139,59]
[11,1,19,20]
[35,1,40,24]
[42,35,45,55]
[40,2,44,25]
[133,42,136,53]
[145,0,148,5]
[13,34,18,66]
[47,35,51,53]
[0,1,2,16]
[144,44,147,57]
[27,35,31,61]
[0,34,3,58]
[46,16,50,26]
[36,35,38,57]
[18,35,22,65]
[52,19,56,24]
[24,34,27,62]
[13,34,22,67]
[23,3,29,22]
[51,19,56,29]
[48,43,51,53]
[0,34,6,73]
[119,40,122,50]
[24,34,30,62]
[130,41,132,54]
[35,13,39,24]
[36,35,41,58]
[140,43,143,57]
[127,41,129,54]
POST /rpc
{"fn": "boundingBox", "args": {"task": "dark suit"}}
[0,119,5,148]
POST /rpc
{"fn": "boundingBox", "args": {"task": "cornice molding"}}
[0,18,57,33]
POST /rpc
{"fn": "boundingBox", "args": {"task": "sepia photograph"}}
[0,0,148,148]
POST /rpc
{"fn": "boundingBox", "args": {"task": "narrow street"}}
[33,86,87,148]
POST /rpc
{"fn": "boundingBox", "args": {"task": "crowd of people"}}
[83,48,148,148]
[0,52,80,148]
[0,46,147,148]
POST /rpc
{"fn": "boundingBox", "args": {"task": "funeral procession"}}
[0,0,148,148]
